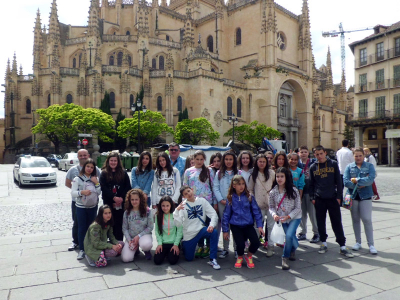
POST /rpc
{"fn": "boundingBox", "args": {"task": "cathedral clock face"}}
[277,32,286,50]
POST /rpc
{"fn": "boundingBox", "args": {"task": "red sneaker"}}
[244,255,255,269]
[234,257,243,268]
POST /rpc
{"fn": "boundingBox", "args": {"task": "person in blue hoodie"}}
[223,175,264,269]
[344,147,377,255]
[288,152,305,199]
[213,151,241,258]
[131,151,155,207]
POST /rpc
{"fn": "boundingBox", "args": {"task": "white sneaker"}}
[208,259,221,270]
[85,255,96,267]
[77,250,85,260]
[369,245,378,255]
[352,243,362,251]
[235,251,238,259]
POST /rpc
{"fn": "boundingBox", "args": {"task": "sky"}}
[1,0,399,118]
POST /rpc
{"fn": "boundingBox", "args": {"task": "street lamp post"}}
[228,113,238,144]
[89,41,93,67]
[131,98,147,153]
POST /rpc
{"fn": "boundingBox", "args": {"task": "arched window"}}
[126,31,130,35]
[339,118,342,133]
[177,96,183,112]
[235,28,241,46]
[113,32,116,35]
[73,58,76,68]
[109,56,114,65]
[109,92,116,108]
[249,94,252,111]
[207,35,214,53]
[66,94,73,104]
[157,96,162,111]
[47,94,51,107]
[159,56,165,70]
[117,52,123,66]
[79,53,82,67]
[237,98,242,118]
[152,58,156,69]
[26,99,31,114]
[130,94,134,108]
[322,115,325,131]
[227,97,233,116]
[166,35,170,41]
[128,55,132,67]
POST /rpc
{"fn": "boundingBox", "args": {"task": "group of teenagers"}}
[66,141,378,271]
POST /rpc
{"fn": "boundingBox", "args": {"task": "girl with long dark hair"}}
[83,205,124,267]
[151,152,181,208]
[99,152,131,241]
[154,196,183,265]
[213,151,241,258]
[272,151,289,171]
[209,152,222,177]
[248,154,275,256]
[121,189,154,261]
[237,151,254,182]
[131,151,155,207]
[269,167,301,270]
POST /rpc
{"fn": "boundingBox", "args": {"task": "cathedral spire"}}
[326,47,333,89]
[12,53,18,77]
[34,9,42,70]
[88,0,100,37]
[5,59,10,80]
[19,65,23,76]
[340,69,346,94]
[301,0,311,49]
[49,0,60,43]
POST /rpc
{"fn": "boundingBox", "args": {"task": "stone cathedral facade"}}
[3,0,353,156]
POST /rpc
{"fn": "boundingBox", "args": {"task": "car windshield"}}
[55,155,62,159]
[67,153,78,159]
[21,159,51,168]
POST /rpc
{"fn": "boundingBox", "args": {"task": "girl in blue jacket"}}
[223,175,264,269]
[131,151,154,208]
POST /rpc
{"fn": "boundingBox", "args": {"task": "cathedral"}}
[3,0,353,157]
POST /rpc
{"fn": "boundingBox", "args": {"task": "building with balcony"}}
[2,0,350,157]
[349,22,400,166]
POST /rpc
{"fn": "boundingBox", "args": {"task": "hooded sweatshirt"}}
[309,158,342,200]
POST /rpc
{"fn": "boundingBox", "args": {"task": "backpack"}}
[79,176,98,207]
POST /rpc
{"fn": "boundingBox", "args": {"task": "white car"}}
[58,153,79,171]
[14,156,57,187]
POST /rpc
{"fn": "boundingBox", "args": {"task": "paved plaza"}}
[0,164,399,299]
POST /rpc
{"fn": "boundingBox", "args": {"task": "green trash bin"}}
[122,156,133,171]
[97,156,107,168]
[132,155,140,169]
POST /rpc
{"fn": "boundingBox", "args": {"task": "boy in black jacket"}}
[309,145,354,258]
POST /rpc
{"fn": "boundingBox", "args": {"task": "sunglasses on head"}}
[169,149,179,152]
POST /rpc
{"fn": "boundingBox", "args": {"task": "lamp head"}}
[143,105,147,113]
[131,104,136,112]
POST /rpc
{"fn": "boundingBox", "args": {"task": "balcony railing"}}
[129,67,142,77]
[349,109,400,122]
[39,69,53,76]
[65,37,86,46]
[17,75,34,82]
[60,67,79,76]
[354,79,400,93]
[222,78,246,89]
[102,34,138,43]
[278,117,300,127]
[148,37,181,49]
[173,70,189,78]
[102,65,121,73]
[355,47,400,68]
[150,70,166,78]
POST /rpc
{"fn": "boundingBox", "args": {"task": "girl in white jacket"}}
[151,152,181,208]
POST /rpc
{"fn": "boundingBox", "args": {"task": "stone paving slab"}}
[0,290,9,300]
[280,278,383,300]
[362,287,400,300]
[9,277,108,300]
[157,288,232,300]
[0,271,57,291]
[349,264,400,291]
[217,272,314,300]
[62,282,165,300]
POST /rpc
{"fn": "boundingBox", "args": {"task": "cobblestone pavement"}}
[0,164,398,237]
[0,164,400,300]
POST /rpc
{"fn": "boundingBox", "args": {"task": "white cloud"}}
[1,0,398,118]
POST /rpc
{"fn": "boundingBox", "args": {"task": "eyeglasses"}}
[169,149,179,152]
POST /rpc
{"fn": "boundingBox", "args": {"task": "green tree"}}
[343,124,355,148]
[178,107,189,122]
[174,118,220,145]
[99,91,112,115]
[117,110,173,149]
[32,104,115,153]
[224,121,281,150]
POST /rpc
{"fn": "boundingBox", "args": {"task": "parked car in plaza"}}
[13,156,57,187]
[46,154,62,167]
[58,153,79,171]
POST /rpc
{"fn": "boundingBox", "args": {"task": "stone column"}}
[354,127,363,148]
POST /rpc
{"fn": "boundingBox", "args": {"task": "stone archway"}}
[276,79,309,149]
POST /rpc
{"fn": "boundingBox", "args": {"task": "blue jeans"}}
[76,205,98,251]
[182,227,218,261]
[282,219,301,258]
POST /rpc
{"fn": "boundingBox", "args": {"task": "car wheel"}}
[18,176,23,187]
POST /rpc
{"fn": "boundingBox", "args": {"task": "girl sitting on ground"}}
[154,196,183,265]
[121,189,154,262]
[83,205,124,267]
[223,175,264,269]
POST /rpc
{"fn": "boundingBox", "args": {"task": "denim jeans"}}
[182,227,218,261]
[71,202,78,244]
[76,206,98,251]
[282,218,301,258]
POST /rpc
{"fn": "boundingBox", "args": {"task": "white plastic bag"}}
[270,222,285,245]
